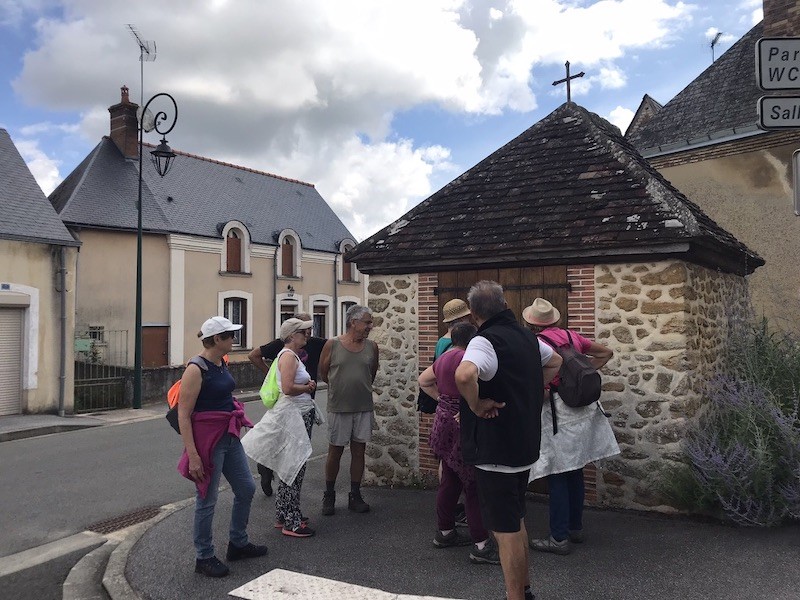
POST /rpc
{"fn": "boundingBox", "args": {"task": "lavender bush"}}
[663,320,800,526]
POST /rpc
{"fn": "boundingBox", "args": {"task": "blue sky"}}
[0,0,763,240]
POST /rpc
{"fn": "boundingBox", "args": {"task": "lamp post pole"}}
[133,93,178,409]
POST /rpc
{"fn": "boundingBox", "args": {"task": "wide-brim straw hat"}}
[522,298,561,326]
[442,299,471,323]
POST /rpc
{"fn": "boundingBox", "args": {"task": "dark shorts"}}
[474,468,530,533]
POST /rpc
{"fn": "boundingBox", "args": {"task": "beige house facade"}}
[1,129,80,415]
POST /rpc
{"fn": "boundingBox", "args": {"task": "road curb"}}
[63,538,119,600]
[103,497,195,600]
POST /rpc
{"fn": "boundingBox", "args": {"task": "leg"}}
[436,460,463,532]
[494,529,529,600]
[325,444,345,483]
[546,472,570,542]
[256,463,273,496]
[566,468,585,533]
[350,440,366,484]
[282,411,315,531]
[221,435,256,548]
[462,476,488,543]
[193,436,227,559]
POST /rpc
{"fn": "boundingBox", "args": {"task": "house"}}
[49,87,365,408]
[0,129,80,415]
[626,0,800,332]
[348,102,761,511]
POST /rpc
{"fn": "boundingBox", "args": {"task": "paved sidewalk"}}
[124,459,800,600]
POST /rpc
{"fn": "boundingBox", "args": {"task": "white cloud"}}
[9,0,701,237]
[607,106,635,135]
[15,139,61,194]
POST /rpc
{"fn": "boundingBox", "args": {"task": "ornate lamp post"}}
[134,93,178,409]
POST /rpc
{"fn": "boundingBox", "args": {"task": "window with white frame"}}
[280,302,297,324]
[221,221,251,274]
[224,297,247,348]
[338,238,358,282]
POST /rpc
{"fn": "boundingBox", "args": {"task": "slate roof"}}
[348,102,763,276]
[49,138,355,252]
[0,129,78,246]
[624,94,662,139]
[626,22,792,153]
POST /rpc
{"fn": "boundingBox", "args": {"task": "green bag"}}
[260,360,281,409]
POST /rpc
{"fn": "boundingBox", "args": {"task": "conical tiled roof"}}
[349,102,762,276]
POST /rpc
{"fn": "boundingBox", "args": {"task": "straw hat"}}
[442,299,471,323]
[522,298,561,326]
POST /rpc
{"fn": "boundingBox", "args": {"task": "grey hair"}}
[467,280,506,321]
[345,305,371,329]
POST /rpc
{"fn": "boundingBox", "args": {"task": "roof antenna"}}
[710,31,723,63]
[127,24,157,110]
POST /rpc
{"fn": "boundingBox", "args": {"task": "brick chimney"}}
[763,0,800,37]
[108,86,139,158]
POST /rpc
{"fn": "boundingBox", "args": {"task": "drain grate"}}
[87,506,162,534]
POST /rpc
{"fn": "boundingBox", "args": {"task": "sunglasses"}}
[218,331,235,340]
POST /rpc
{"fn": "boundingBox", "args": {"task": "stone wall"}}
[363,275,421,485]
[594,260,751,510]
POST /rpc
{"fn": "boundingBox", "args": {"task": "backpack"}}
[165,355,228,433]
[259,349,298,409]
[538,330,601,409]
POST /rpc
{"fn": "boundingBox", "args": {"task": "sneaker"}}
[469,540,501,564]
[274,515,310,529]
[194,556,230,577]
[433,529,472,548]
[282,523,316,538]
[348,491,370,513]
[454,503,468,527]
[529,535,571,555]
[569,529,584,544]
[225,542,268,561]
[258,465,273,497]
[322,491,336,516]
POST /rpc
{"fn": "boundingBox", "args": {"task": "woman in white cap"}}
[435,299,473,359]
[242,317,318,538]
[521,299,617,556]
[177,316,268,578]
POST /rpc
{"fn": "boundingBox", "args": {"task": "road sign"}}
[756,37,800,90]
[757,96,800,129]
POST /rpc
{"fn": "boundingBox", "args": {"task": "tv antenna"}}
[127,24,157,110]
[710,31,723,63]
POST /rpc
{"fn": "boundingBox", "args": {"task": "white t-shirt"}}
[461,335,554,473]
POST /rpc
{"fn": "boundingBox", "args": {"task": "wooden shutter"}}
[226,236,241,272]
[282,240,294,276]
[0,308,23,415]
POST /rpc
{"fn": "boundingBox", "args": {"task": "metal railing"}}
[74,329,129,413]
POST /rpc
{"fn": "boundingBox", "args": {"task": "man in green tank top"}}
[318,305,379,515]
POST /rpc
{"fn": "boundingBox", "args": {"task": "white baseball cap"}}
[200,316,243,339]
[280,317,314,340]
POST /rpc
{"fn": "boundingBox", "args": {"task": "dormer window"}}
[221,221,251,274]
[282,237,295,276]
[277,229,302,278]
[338,238,359,282]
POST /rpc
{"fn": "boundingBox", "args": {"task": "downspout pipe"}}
[273,245,280,337]
[333,253,338,336]
[58,246,67,417]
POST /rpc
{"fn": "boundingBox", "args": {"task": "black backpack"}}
[538,330,601,408]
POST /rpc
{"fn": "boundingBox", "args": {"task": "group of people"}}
[174,280,617,600]
[419,283,617,600]
[175,305,378,578]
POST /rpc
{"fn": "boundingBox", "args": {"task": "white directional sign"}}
[756,37,800,90]
[757,96,800,129]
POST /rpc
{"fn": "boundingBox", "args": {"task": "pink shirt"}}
[536,327,593,388]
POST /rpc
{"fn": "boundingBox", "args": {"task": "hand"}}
[188,453,204,482]
[454,412,460,423]
[308,380,316,392]
[475,398,505,419]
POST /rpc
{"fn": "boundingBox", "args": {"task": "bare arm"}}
[586,341,613,371]
[418,365,439,399]
[247,346,269,375]
[541,352,563,388]
[370,340,379,383]
[178,364,203,482]
[278,351,316,396]
[455,360,505,419]
[318,339,333,383]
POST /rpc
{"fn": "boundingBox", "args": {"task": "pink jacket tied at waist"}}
[178,400,253,499]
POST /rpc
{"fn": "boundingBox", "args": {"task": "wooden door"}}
[142,326,169,367]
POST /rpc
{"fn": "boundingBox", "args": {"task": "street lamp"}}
[134,92,178,409]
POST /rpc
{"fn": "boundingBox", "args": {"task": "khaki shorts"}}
[327,410,375,446]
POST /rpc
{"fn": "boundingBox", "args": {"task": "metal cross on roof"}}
[552,61,585,103]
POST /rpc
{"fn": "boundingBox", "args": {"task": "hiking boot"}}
[348,491,370,513]
[282,523,316,538]
[274,515,310,529]
[469,539,501,564]
[529,535,571,555]
[433,529,472,548]
[257,465,273,497]
[569,529,584,543]
[322,491,336,516]
[195,556,229,577]
[225,542,268,561]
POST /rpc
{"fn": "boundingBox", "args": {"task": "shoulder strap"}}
[565,330,575,349]
[187,356,208,371]
[537,332,557,349]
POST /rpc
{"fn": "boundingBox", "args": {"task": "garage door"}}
[0,308,23,415]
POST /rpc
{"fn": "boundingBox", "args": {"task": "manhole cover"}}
[87,506,161,534]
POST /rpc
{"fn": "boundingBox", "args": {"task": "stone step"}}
[62,539,117,600]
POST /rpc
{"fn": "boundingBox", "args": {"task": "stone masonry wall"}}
[363,274,421,485]
[595,260,751,510]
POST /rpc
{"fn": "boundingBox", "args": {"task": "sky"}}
[0,0,764,242]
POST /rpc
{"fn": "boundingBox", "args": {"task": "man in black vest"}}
[456,281,561,600]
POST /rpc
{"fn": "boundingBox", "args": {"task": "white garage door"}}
[0,308,23,416]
